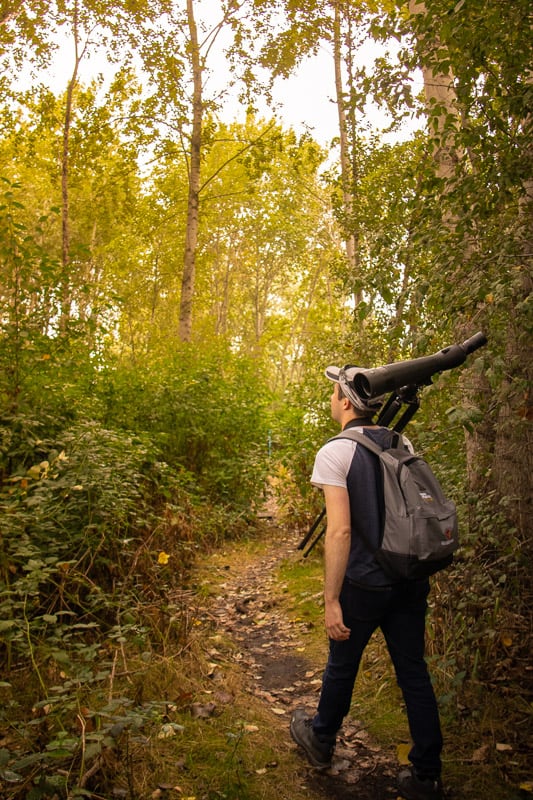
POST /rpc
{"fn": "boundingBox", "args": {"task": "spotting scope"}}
[352,332,488,399]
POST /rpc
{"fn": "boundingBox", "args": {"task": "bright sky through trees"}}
[31,4,418,146]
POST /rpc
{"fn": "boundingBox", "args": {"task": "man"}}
[290,364,444,800]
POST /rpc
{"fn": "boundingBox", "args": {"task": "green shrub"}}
[0,414,238,674]
[95,342,273,510]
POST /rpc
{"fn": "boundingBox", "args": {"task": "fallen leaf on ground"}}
[190,702,217,719]
[397,743,411,765]
[472,744,490,763]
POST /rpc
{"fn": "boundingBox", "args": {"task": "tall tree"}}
[248,0,415,308]
[59,0,86,330]
[178,0,203,342]
[0,73,146,372]
[137,0,267,342]
[401,0,532,545]
[115,116,346,386]
[332,1,361,305]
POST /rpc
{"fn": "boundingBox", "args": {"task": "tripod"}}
[296,383,420,558]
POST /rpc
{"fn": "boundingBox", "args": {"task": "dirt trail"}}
[205,525,401,800]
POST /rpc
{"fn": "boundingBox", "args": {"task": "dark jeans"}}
[313,578,443,778]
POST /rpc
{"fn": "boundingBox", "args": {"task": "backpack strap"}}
[330,428,404,452]
[332,429,383,453]
[326,429,387,562]
[328,428,410,562]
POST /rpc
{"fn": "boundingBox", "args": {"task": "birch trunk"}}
[178,0,202,342]
[409,0,532,545]
[60,0,82,332]
[333,1,361,306]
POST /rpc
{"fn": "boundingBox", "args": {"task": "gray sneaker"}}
[289,709,334,769]
[397,767,444,800]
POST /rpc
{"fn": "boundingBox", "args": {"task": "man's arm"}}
[323,483,352,642]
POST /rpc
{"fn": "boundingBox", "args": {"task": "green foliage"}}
[95,341,273,510]
[0,408,257,796]
[0,178,61,410]
[1,418,166,662]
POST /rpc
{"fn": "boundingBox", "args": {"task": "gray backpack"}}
[334,429,459,580]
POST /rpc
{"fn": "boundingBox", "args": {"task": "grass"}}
[0,632,323,800]
[117,637,325,800]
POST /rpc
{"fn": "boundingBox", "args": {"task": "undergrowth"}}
[0,542,322,800]
[0,637,315,800]
[0,411,270,799]
[1,424,530,800]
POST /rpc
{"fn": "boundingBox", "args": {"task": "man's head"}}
[325,364,384,423]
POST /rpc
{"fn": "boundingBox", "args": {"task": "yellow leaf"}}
[397,743,411,765]
[158,551,170,565]
[519,781,533,793]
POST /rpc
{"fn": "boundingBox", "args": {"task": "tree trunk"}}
[178,0,202,343]
[333,1,361,306]
[59,0,82,332]
[491,70,533,546]
[409,0,532,547]
[408,0,462,186]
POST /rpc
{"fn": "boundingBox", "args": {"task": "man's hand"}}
[325,599,351,641]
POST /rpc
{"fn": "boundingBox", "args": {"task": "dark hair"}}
[337,383,347,401]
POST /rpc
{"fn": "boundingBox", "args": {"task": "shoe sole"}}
[289,719,332,770]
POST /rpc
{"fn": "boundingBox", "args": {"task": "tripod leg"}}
[302,524,326,558]
[297,507,326,550]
